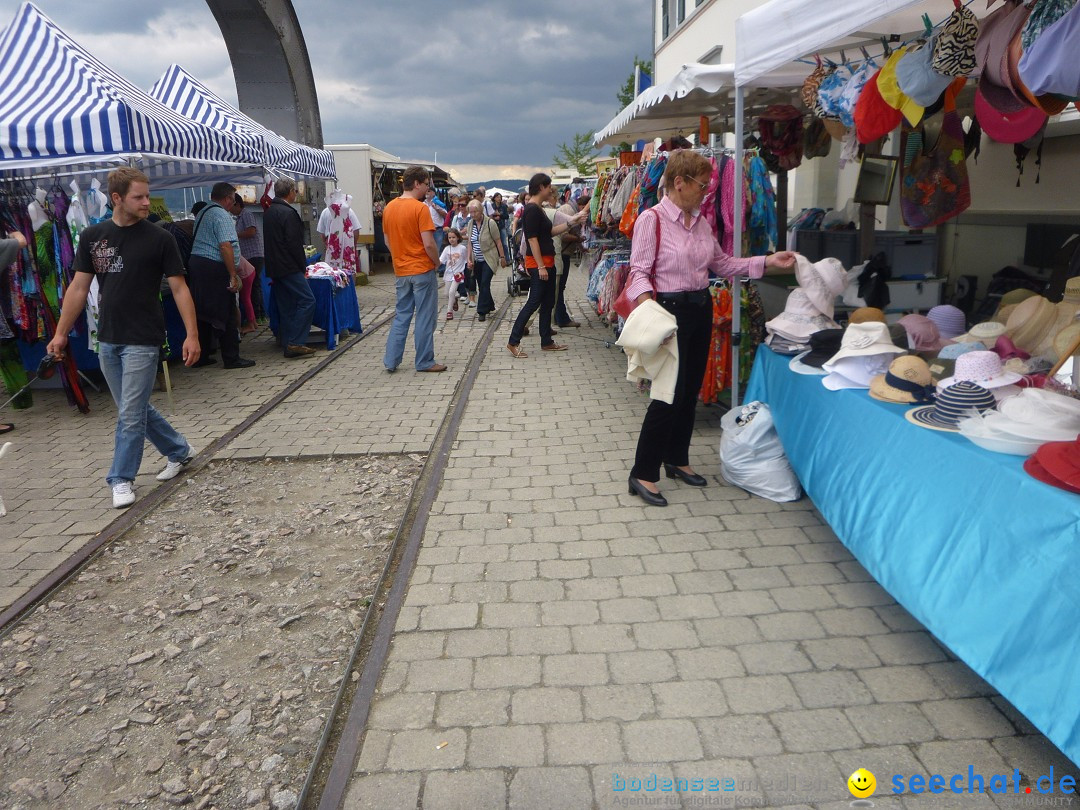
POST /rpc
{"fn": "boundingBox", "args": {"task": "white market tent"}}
[149,64,336,180]
[0,2,282,187]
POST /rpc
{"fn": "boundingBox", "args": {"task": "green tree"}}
[617,57,653,110]
[553,131,599,176]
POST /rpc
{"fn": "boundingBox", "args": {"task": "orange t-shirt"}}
[382,196,435,276]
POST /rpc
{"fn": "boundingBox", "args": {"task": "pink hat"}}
[975,87,1048,144]
[975,0,1032,115]
[993,334,1030,361]
[899,313,952,353]
[936,349,1023,390]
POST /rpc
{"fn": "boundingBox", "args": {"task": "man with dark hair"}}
[187,181,254,369]
[381,166,445,372]
[263,176,317,358]
[554,191,591,328]
[47,167,201,508]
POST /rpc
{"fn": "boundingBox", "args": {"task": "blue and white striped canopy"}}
[0,3,264,172]
[150,64,336,180]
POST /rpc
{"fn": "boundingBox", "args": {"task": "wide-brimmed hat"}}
[822,354,893,391]
[936,349,1024,390]
[855,68,902,144]
[765,288,841,343]
[1063,277,1080,305]
[794,255,846,318]
[1005,295,1057,352]
[824,321,905,368]
[1027,437,1080,494]
[798,328,845,369]
[976,0,1032,115]
[849,307,887,324]
[998,388,1080,440]
[869,355,936,404]
[1053,321,1080,363]
[957,321,1007,344]
[899,313,952,353]
[1000,288,1039,308]
[1038,301,1080,358]
[896,39,953,115]
[1025,454,1080,494]
[975,86,1048,144]
[1017,2,1080,101]
[926,305,967,339]
[888,322,910,349]
[906,381,997,432]
[789,350,828,376]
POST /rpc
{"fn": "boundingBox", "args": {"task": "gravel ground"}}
[0,455,424,810]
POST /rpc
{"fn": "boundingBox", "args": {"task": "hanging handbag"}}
[900,87,971,229]
[613,209,662,320]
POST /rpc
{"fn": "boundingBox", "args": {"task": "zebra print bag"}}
[932,5,980,77]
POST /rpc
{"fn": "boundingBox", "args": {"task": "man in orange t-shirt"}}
[382,166,446,372]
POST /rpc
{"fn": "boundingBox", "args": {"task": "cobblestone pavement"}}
[0,270,400,609]
[342,274,1078,809]
[2,264,1076,809]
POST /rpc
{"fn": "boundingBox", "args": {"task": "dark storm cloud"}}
[6,1,652,170]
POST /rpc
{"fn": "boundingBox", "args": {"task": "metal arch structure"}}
[203,0,323,148]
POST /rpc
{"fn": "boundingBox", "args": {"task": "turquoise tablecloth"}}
[746,346,1080,765]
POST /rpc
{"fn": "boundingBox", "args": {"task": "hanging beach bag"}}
[900,91,971,228]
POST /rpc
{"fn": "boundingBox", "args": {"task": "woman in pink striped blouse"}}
[626,151,795,507]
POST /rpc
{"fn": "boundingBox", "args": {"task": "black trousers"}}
[630,294,713,483]
[475,260,495,316]
[508,266,556,347]
[196,309,240,364]
[554,254,573,325]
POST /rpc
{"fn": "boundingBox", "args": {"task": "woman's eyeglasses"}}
[684,176,708,190]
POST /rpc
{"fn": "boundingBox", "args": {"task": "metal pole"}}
[731,87,745,408]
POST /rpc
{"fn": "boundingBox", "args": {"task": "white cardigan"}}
[615,300,680,404]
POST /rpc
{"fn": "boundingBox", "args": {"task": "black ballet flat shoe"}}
[664,464,708,487]
[628,475,668,507]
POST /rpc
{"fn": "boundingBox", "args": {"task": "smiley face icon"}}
[848,768,876,798]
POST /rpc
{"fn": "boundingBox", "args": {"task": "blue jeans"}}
[383,270,439,371]
[274,272,316,350]
[434,229,446,274]
[98,342,190,486]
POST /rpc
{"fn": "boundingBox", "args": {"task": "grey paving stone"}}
[641,552,697,574]
[543,652,610,686]
[830,744,924,793]
[389,631,445,661]
[405,658,473,692]
[657,534,712,554]
[789,670,875,709]
[913,740,1010,782]
[737,641,813,674]
[452,582,508,604]
[354,729,391,773]
[473,655,541,689]
[419,602,480,631]
[714,590,780,616]
[485,560,538,581]
[671,647,746,680]
[423,770,506,810]
[591,556,646,577]
[620,573,678,597]
[754,611,827,641]
[867,631,949,665]
[803,637,882,670]
[467,724,545,767]
[509,766,593,810]
[827,581,895,608]
[539,559,592,579]
[444,628,509,658]
[481,603,539,628]
[608,650,678,684]
[925,661,997,699]
[566,577,621,601]
[770,585,838,611]
[693,616,763,646]
[656,594,721,620]
[508,579,565,602]
[366,691,436,730]
[560,539,611,559]
[547,721,624,765]
[634,620,701,650]
[594,763,681,807]
[991,735,1080,788]
[922,698,1018,740]
[875,603,925,632]
[751,751,847,805]
[623,719,704,762]
[723,675,802,714]
[858,665,947,703]
[512,687,583,724]
[696,715,784,758]
[435,689,511,728]
[693,549,750,571]
[508,542,559,561]
[457,544,510,564]
[771,708,863,752]
[541,599,600,626]
[583,684,656,721]
[599,597,661,624]
[385,728,467,770]
[782,562,847,586]
[508,625,572,655]
[652,680,728,718]
[846,702,938,745]
[571,623,635,653]
[342,772,421,810]
[815,606,891,637]
[744,545,804,567]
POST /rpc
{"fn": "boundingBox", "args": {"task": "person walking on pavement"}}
[186,182,254,369]
[625,151,796,507]
[466,199,507,323]
[489,192,510,260]
[554,192,590,328]
[232,192,265,325]
[46,167,201,509]
[440,228,467,320]
[506,173,587,357]
[263,177,318,359]
[382,166,447,373]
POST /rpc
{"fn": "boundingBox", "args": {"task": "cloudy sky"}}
[4,1,654,183]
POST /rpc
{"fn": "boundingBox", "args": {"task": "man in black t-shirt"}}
[48,168,201,509]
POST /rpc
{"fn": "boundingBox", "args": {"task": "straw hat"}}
[869,356,936,404]
[1005,295,1057,352]
[1062,277,1080,305]
[936,350,1023,390]
[849,307,887,324]
[999,289,1038,308]
[957,322,1007,344]
[1038,301,1080,358]
[906,381,997,432]
[1054,322,1080,362]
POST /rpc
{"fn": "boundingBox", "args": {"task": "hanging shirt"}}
[317,194,361,273]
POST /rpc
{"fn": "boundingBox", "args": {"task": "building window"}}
[677,0,686,23]
[661,0,670,38]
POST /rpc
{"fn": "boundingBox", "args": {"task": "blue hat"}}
[895,39,954,112]
[938,341,986,359]
[905,381,996,432]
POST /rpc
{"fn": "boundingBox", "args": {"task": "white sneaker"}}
[112,482,135,508]
[156,454,193,481]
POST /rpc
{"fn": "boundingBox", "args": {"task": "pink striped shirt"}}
[624,195,765,301]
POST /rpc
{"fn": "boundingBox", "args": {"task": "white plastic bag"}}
[719,401,802,502]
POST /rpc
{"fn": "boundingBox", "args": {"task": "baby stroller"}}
[506,227,532,297]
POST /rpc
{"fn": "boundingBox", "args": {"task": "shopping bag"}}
[719,401,802,502]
